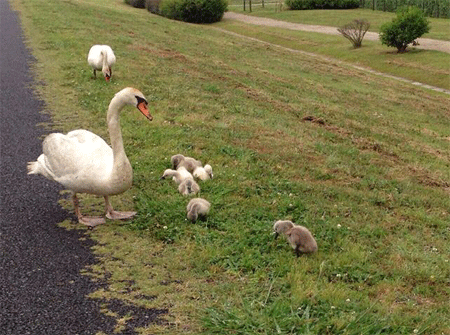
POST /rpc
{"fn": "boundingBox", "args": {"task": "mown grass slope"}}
[15,0,450,334]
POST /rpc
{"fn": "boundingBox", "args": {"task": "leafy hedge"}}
[145,0,162,13]
[124,0,146,8]
[285,0,360,9]
[159,0,227,23]
[359,0,449,18]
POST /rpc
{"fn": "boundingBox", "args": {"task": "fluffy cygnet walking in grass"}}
[186,198,210,222]
[273,220,317,256]
[179,178,200,196]
[171,154,202,173]
[161,166,193,184]
[193,164,213,181]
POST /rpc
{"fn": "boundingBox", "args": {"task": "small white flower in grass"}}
[337,224,342,228]
[432,247,438,252]
[163,226,168,230]
[413,329,419,334]
[331,306,336,309]
[346,298,350,302]
[336,274,341,278]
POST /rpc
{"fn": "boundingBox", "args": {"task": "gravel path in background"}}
[224,12,450,54]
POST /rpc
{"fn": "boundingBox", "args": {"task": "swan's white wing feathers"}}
[102,45,116,66]
[88,45,116,69]
[41,131,113,191]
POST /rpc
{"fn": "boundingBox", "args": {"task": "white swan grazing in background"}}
[88,45,116,81]
[27,87,152,227]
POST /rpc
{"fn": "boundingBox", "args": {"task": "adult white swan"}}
[87,45,116,81]
[27,87,152,227]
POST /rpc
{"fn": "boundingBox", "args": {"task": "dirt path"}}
[224,12,450,54]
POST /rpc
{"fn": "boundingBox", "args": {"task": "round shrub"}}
[379,6,430,53]
[125,0,146,8]
[146,0,162,13]
[159,0,227,23]
[285,0,359,10]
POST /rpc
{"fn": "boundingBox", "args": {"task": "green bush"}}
[146,0,162,13]
[124,0,146,8]
[159,0,227,23]
[285,0,359,10]
[379,6,430,53]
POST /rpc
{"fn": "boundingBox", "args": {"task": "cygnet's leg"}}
[73,193,105,227]
[92,69,96,79]
[104,196,136,220]
[295,246,301,257]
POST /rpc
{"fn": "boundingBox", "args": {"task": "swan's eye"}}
[135,96,148,106]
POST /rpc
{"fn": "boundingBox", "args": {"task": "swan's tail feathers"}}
[27,161,40,175]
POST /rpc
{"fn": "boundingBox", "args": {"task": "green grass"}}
[15,0,450,334]
[227,3,450,41]
[214,20,450,91]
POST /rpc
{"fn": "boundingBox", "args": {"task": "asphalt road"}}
[0,1,116,333]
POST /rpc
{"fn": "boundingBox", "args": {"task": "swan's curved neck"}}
[107,96,128,165]
[102,50,108,69]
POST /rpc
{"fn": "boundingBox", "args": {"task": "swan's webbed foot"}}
[106,210,137,221]
[104,196,136,221]
[73,193,105,227]
[78,216,106,227]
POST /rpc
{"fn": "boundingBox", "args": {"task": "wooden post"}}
[249,0,252,12]
[243,0,246,11]
[262,0,265,8]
